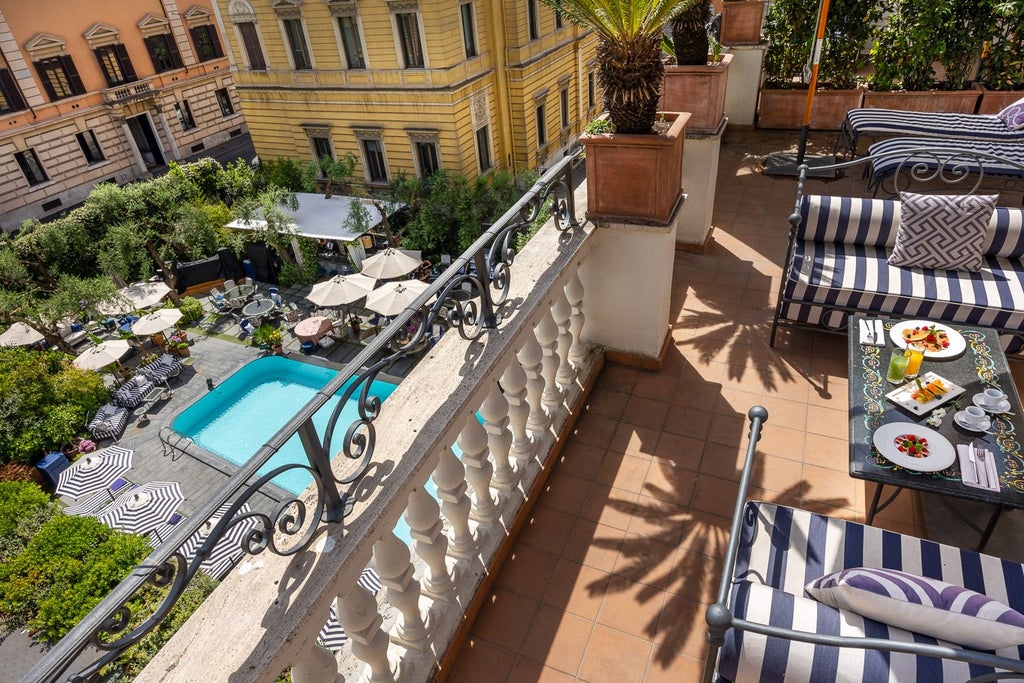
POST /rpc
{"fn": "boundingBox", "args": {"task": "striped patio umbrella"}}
[178,504,261,578]
[98,481,184,535]
[55,445,133,500]
[65,480,137,517]
[316,569,382,651]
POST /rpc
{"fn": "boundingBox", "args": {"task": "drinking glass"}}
[886,349,909,384]
[903,349,924,379]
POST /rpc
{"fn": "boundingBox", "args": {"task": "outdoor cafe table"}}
[294,316,333,343]
[241,298,275,323]
[848,316,1024,550]
[224,284,255,302]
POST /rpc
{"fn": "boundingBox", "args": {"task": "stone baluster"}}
[566,271,587,368]
[501,360,533,470]
[481,380,516,490]
[536,310,562,412]
[517,334,549,435]
[291,640,343,683]
[405,486,454,600]
[337,585,395,683]
[457,412,499,522]
[373,531,428,648]
[432,446,476,558]
[552,289,575,390]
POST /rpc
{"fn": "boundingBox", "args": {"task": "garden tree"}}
[8,215,100,289]
[979,0,1024,90]
[0,481,57,563]
[259,157,315,193]
[314,153,357,199]
[0,275,121,353]
[233,185,302,268]
[0,513,150,642]
[0,244,30,290]
[941,0,996,90]
[0,347,107,465]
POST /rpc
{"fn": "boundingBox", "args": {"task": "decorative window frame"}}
[325,0,358,17]
[353,126,389,184]
[459,1,478,60]
[182,6,215,27]
[24,33,68,61]
[387,0,428,69]
[407,128,441,177]
[271,0,304,19]
[470,93,493,174]
[228,0,258,22]
[274,1,314,70]
[137,14,172,39]
[329,3,369,69]
[83,23,120,49]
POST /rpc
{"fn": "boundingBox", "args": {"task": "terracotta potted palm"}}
[544,0,694,224]
[661,0,732,134]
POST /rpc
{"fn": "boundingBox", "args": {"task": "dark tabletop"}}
[848,316,1024,508]
[241,298,275,317]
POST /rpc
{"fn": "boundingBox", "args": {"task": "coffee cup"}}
[962,405,988,426]
[979,388,1007,407]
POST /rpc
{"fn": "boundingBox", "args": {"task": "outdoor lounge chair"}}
[87,403,129,440]
[864,137,1024,196]
[840,107,1024,157]
[139,354,184,383]
[112,375,155,409]
[64,477,135,516]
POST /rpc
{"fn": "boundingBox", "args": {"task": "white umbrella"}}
[73,340,132,371]
[131,308,183,336]
[359,248,421,279]
[98,281,172,315]
[0,322,44,347]
[55,445,133,499]
[364,280,431,317]
[98,481,184,534]
[305,273,376,308]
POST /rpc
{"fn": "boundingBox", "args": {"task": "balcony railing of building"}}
[102,79,155,105]
[27,152,602,682]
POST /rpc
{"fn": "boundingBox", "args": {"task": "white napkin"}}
[859,318,885,346]
[956,444,1000,491]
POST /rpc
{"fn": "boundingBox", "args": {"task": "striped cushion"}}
[806,567,1024,650]
[866,138,1024,188]
[845,108,1024,143]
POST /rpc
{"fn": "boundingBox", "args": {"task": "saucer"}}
[972,394,1012,414]
[953,410,992,432]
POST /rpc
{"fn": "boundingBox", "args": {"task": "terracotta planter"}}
[661,54,733,134]
[862,89,980,114]
[973,84,1024,114]
[720,0,765,46]
[580,112,690,225]
[271,344,284,355]
[757,87,864,130]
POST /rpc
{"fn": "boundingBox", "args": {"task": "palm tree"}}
[542,0,695,134]
[670,0,712,66]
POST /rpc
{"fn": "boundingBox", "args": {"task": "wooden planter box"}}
[757,87,864,130]
[580,112,690,225]
[973,84,1024,115]
[862,89,980,114]
[661,53,733,134]
[721,0,765,46]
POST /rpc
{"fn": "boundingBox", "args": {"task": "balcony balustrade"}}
[102,79,155,105]
[27,153,605,682]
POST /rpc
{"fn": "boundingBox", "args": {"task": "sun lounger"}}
[840,108,1024,157]
[139,353,184,383]
[87,403,129,440]
[112,375,156,409]
[865,138,1024,196]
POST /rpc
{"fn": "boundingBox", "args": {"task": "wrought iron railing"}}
[26,152,582,683]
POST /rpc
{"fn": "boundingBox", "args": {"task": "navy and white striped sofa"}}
[770,193,1024,352]
[704,407,1024,682]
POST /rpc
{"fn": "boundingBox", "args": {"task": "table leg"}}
[977,506,1005,553]
[866,482,904,525]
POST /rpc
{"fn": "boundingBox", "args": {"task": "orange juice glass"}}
[904,349,924,378]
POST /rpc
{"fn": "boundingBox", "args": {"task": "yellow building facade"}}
[0,0,247,231]
[209,0,599,186]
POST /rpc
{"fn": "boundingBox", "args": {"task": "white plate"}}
[889,320,966,359]
[972,394,1013,414]
[953,410,991,433]
[885,371,965,415]
[872,422,957,472]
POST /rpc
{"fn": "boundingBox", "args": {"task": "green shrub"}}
[0,481,58,564]
[178,296,205,324]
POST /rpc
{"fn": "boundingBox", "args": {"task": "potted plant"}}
[757,0,869,130]
[178,296,204,324]
[976,0,1024,114]
[720,0,766,46]
[545,0,693,224]
[252,323,283,353]
[661,0,733,134]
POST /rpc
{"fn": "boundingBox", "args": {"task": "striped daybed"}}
[865,138,1024,196]
[770,154,1024,353]
[112,374,155,409]
[840,108,1024,157]
[87,402,129,441]
[703,407,1024,682]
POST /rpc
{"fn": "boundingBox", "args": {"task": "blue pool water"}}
[173,356,399,496]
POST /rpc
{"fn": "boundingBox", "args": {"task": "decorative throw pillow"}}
[888,192,997,271]
[806,567,1024,650]
[997,96,1024,130]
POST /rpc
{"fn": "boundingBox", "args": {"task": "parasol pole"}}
[796,0,833,166]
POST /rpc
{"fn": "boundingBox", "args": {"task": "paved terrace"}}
[445,129,1024,682]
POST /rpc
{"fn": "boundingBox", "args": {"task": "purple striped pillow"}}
[806,567,1024,650]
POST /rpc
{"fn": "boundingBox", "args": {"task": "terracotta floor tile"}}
[518,505,578,556]
[580,484,639,533]
[584,388,630,420]
[596,452,651,494]
[612,531,679,591]
[596,576,666,641]
[577,625,653,683]
[801,463,859,510]
[802,432,851,472]
[544,558,610,620]
[471,588,540,652]
[571,412,620,448]
[609,422,661,460]
[643,652,706,683]
[756,394,809,432]
[699,441,746,482]
[555,441,606,479]
[756,422,807,462]
[446,637,517,683]
[596,364,639,394]
[689,474,742,519]
[628,495,689,545]
[521,605,594,675]
[805,404,850,440]
[655,592,711,660]
[641,458,696,506]
[632,372,681,402]
[507,657,577,682]
[669,381,723,409]
[756,455,806,496]
[668,549,724,605]
[622,395,671,430]
[652,431,705,472]
[705,412,748,449]
[539,469,592,517]
[661,405,713,440]
[496,543,562,601]
[564,518,626,573]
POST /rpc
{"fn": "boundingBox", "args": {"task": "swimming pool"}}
[172,356,398,495]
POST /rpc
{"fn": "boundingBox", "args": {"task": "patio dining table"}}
[241,298,276,323]
[224,284,255,302]
[294,316,333,343]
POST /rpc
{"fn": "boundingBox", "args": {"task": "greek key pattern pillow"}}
[888,192,997,271]
[997,96,1024,130]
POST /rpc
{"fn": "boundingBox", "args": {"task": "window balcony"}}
[102,78,155,105]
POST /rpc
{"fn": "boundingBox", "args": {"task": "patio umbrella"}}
[98,281,172,315]
[73,339,132,371]
[178,504,261,578]
[131,308,183,335]
[0,322,44,347]
[305,273,376,308]
[359,248,421,279]
[98,481,184,534]
[364,280,431,317]
[317,570,382,651]
[55,445,133,499]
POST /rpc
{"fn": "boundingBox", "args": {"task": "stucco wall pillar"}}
[677,120,725,251]
[724,44,767,127]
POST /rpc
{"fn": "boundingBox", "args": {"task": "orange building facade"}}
[0,0,247,231]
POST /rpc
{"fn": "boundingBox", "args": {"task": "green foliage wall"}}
[0,481,58,564]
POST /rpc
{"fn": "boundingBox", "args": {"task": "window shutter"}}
[167,35,183,68]
[0,69,27,111]
[114,43,137,82]
[61,55,84,95]
[34,60,57,99]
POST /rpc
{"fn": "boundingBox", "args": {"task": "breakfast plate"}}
[889,320,966,359]
[872,422,956,471]
[885,371,965,415]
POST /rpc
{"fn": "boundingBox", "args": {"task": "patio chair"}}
[243,277,257,293]
[87,403,129,441]
[223,279,236,291]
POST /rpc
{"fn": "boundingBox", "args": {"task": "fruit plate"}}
[885,371,965,415]
[889,320,966,359]
[872,422,956,472]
